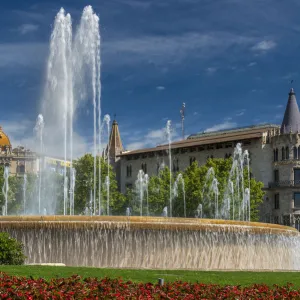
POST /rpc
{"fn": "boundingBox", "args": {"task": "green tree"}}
[183,158,264,220]
[74,154,126,215]
[135,157,264,220]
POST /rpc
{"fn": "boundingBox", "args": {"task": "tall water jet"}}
[136,170,144,216]
[105,176,110,215]
[173,174,186,218]
[39,6,101,215]
[2,166,9,216]
[74,6,101,214]
[63,176,69,215]
[103,114,111,214]
[166,120,172,217]
[195,204,203,218]
[23,174,27,215]
[69,168,76,215]
[144,174,149,216]
[34,114,44,214]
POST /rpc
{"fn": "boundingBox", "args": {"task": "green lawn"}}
[0,266,300,287]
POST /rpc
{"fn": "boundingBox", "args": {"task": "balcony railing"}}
[268,180,300,188]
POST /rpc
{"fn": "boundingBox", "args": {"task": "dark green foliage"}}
[73,154,126,215]
[0,232,26,265]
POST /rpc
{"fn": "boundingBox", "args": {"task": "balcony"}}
[268,180,300,188]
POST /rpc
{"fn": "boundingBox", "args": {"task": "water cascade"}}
[166,120,172,217]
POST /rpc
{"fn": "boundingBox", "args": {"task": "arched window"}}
[282,147,285,161]
[286,146,289,160]
[298,146,300,161]
[294,147,298,160]
[275,148,278,161]
[274,149,276,162]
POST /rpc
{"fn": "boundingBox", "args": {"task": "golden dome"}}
[0,127,11,147]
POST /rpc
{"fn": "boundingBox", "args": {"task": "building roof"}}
[281,88,300,134]
[119,123,279,157]
[106,119,124,160]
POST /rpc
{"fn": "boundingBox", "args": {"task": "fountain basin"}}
[0,216,299,270]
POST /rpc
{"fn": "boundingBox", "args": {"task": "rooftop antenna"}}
[180,102,185,140]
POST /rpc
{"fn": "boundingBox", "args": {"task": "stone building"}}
[108,88,300,228]
[0,127,38,176]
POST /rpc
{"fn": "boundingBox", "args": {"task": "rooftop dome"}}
[281,88,300,134]
[0,127,11,147]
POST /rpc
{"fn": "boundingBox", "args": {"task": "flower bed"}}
[0,273,299,299]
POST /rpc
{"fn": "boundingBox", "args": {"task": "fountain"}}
[166,120,172,217]
[1,216,300,270]
[23,174,27,215]
[135,170,149,216]
[1,5,300,272]
[2,166,9,216]
[173,174,186,218]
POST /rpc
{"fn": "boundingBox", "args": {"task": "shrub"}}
[0,232,25,265]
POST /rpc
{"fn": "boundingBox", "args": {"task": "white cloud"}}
[275,114,282,120]
[248,62,257,67]
[18,24,39,35]
[204,121,237,133]
[0,116,91,159]
[193,112,198,116]
[206,67,217,75]
[156,86,165,90]
[276,104,283,109]
[126,125,180,151]
[251,40,276,51]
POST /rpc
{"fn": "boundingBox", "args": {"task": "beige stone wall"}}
[119,137,271,193]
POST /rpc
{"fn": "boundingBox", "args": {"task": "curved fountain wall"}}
[0,216,299,270]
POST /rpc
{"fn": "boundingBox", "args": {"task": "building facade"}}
[108,88,300,228]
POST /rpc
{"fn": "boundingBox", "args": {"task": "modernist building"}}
[0,127,70,177]
[107,88,300,228]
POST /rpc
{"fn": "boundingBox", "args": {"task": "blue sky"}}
[0,0,300,156]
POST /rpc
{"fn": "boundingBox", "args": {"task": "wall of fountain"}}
[0,216,299,270]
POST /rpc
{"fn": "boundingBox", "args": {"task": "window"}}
[216,144,223,149]
[282,147,285,160]
[189,157,196,166]
[275,148,278,161]
[286,146,289,160]
[298,146,300,160]
[126,165,132,177]
[295,193,300,207]
[274,170,279,182]
[173,159,179,172]
[294,147,298,160]
[141,163,147,174]
[274,194,280,209]
[294,169,300,184]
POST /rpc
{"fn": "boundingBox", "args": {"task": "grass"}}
[1,266,300,287]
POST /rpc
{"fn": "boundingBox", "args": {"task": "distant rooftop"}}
[188,123,279,139]
[119,123,279,157]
